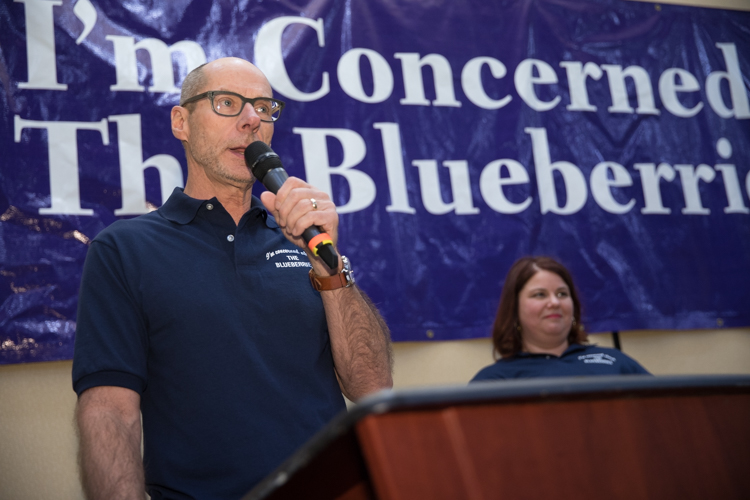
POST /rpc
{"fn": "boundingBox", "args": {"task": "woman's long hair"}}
[492,256,587,359]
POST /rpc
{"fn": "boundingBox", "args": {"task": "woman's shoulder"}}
[469,356,526,382]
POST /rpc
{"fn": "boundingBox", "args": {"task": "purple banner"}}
[1,0,749,364]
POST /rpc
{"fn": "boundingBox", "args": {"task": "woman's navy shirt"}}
[471,343,651,381]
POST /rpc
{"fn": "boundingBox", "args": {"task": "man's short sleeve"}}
[72,234,149,396]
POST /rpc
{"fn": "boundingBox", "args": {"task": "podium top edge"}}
[351,374,750,417]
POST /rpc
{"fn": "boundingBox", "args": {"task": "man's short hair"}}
[180,63,209,107]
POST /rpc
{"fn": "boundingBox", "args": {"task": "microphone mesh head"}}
[245,141,272,162]
[244,141,281,181]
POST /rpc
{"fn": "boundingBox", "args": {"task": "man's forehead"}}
[203,78,272,95]
[204,59,270,88]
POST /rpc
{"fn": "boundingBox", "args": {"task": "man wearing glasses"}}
[72,57,393,500]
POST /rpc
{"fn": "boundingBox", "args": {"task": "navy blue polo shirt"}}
[470,344,651,382]
[73,188,345,500]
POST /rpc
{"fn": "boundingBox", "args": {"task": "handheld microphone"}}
[244,141,339,271]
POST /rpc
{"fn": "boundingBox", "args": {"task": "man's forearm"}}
[76,388,145,500]
[321,285,394,401]
[262,179,392,399]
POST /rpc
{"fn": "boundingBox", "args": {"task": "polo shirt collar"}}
[159,187,278,228]
[515,343,587,359]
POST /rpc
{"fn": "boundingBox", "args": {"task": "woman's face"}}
[517,269,574,354]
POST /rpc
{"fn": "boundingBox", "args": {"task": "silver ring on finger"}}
[310,198,318,210]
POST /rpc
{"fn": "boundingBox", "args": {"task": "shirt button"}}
[206,203,214,210]
[227,235,234,242]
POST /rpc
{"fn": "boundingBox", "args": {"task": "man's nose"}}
[238,102,262,128]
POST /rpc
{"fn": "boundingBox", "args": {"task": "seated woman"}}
[471,256,650,381]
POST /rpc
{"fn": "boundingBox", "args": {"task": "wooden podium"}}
[243,375,750,500]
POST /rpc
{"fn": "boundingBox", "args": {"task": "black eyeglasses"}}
[180,91,285,122]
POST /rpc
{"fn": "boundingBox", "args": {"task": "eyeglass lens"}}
[212,93,282,121]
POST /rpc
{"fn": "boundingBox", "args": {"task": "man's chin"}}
[223,161,255,185]
[225,175,255,188]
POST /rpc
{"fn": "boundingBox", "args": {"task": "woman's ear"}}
[171,106,189,141]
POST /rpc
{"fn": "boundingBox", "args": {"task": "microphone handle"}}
[262,168,339,271]
[261,167,289,194]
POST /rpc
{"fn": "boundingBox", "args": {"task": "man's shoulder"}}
[93,211,167,245]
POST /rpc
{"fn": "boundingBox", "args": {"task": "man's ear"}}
[171,106,189,141]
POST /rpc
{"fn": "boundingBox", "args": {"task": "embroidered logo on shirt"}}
[578,353,616,365]
[266,248,312,268]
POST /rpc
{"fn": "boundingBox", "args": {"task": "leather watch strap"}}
[309,255,354,291]
[309,268,348,291]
